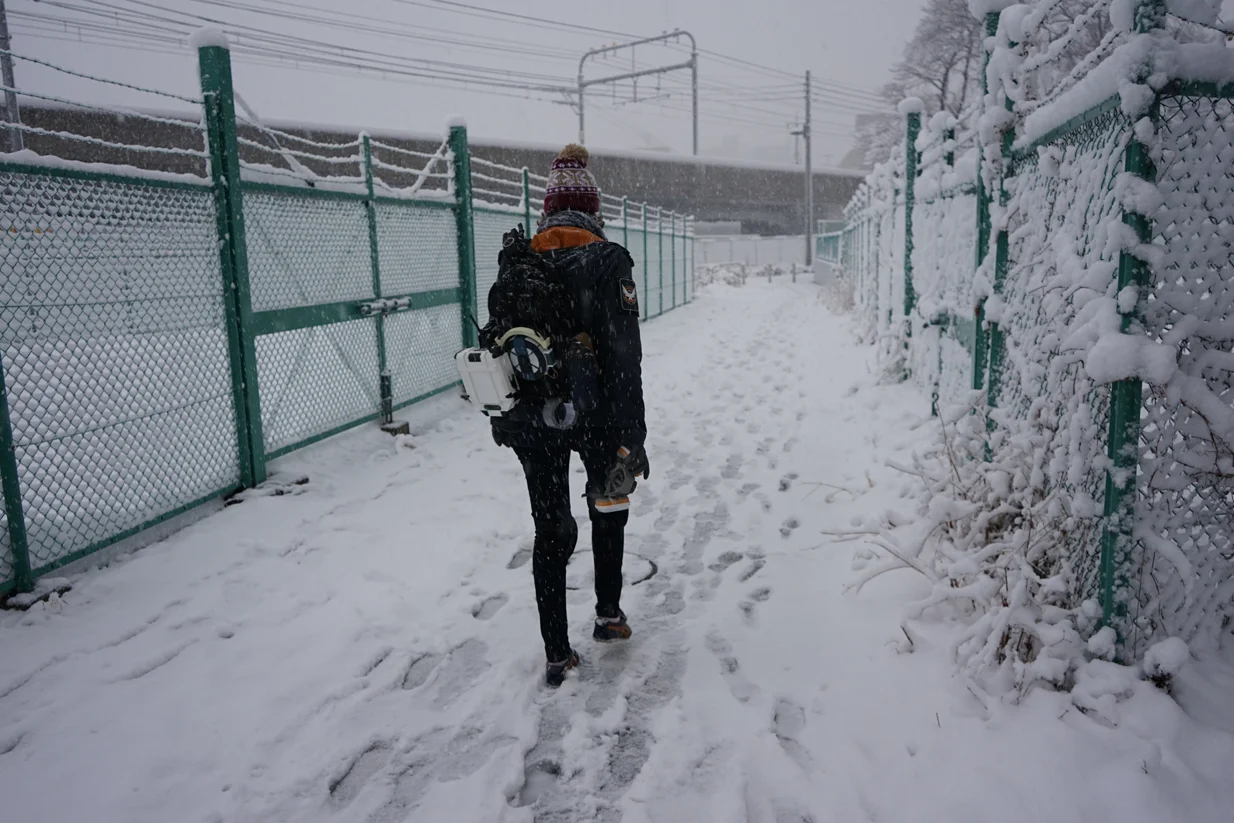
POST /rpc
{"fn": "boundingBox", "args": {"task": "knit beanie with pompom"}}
[543,143,601,216]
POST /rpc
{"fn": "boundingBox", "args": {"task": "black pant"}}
[515,433,628,662]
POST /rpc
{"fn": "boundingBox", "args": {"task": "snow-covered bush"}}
[840,149,909,370]
[694,263,749,288]
[909,108,982,407]
[837,0,1234,692]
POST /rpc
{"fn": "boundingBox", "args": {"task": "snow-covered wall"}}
[695,235,809,267]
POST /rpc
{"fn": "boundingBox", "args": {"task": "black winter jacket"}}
[542,240,646,444]
[488,216,646,449]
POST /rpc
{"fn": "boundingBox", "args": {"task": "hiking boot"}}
[593,610,632,642]
[545,650,580,688]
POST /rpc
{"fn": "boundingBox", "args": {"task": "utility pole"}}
[803,70,813,269]
[579,30,698,155]
[790,72,813,269]
[0,0,23,152]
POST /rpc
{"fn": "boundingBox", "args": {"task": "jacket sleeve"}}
[591,246,647,445]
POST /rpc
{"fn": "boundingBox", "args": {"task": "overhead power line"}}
[50,0,574,89]
[11,0,876,152]
[385,0,884,100]
[91,0,570,83]
[11,25,574,106]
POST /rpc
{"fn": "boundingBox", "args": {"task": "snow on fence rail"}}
[0,44,694,596]
[829,1,1234,681]
[466,161,695,327]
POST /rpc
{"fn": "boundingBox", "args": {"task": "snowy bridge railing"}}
[0,42,694,596]
[830,2,1234,668]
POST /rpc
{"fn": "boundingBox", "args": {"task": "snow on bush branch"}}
[841,0,1234,696]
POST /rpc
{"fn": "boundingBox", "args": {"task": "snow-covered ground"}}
[3,280,1233,823]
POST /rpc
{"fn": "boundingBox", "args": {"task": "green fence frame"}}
[201,44,265,488]
[0,44,696,595]
[827,7,1192,646]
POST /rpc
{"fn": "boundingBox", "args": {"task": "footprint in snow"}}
[739,559,766,582]
[429,640,490,709]
[471,593,508,620]
[357,647,394,678]
[773,698,813,770]
[400,652,444,691]
[654,507,680,532]
[706,631,760,703]
[738,588,772,625]
[661,588,686,616]
[329,742,391,808]
[708,551,744,573]
[506,546,532,570]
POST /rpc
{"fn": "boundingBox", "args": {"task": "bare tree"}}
[850,112,904,169]
[849,0,983,167]
[849,0,1125,168]
[1017,0,1117,102]
[886,0,985,118]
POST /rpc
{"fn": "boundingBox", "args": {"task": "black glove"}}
[619,443,650,481]
[596,443,649,502]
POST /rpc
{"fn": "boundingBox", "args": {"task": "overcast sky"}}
[7,0,929,167]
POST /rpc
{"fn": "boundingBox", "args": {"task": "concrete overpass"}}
[15,106,864,236]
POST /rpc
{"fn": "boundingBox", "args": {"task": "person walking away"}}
[483,144,649,687]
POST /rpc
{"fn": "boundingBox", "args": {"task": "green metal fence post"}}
[670,211,677,310]
[1100,0,1163,648]
[449,122,479,348]
[362,133,391,424]
[199,43,266,487]
[686,217,692,302]
[682,215,689,303]
[657,207,665,316]
[0,355,33,593]
[523,166,532,233]
[622,196,629,250]
[642,202,649,320]
[904,109,920,324]
[688,216,694,302]
[972,11,1000,395]
[985,87,1015,419]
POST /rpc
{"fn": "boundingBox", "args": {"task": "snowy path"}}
[4,281,1234,823]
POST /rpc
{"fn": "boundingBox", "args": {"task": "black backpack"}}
[480,224,575,350]
[480,225,599,417]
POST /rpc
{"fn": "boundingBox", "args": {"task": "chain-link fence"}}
[0,168,240,588]
[1131,83,1234,654]
[905,110,980,410]
[999,103,1132,614]
[840,159,905,351]
[829,6,1234,661]
[0,44,696,595]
